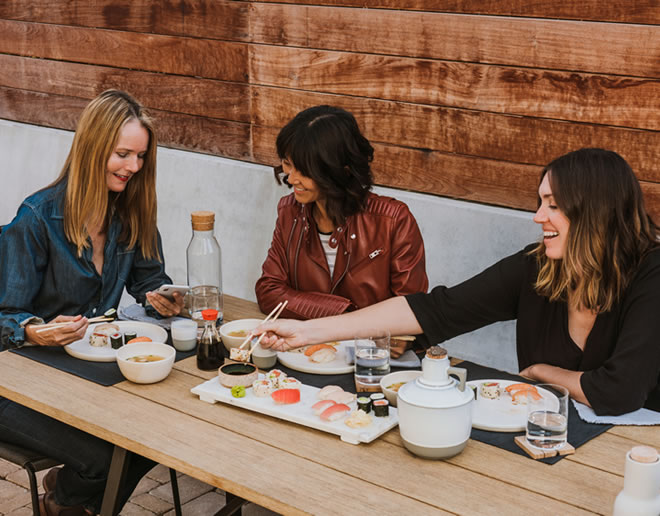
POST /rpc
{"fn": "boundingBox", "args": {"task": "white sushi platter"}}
[191,376,399,445]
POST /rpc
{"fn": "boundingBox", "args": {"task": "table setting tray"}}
[191,376,398,444]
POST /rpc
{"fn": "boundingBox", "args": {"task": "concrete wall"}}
[1,119,540,372]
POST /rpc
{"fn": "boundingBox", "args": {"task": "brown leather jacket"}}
[255,192,428,320]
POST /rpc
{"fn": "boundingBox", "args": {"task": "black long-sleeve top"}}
[406,244,660,416]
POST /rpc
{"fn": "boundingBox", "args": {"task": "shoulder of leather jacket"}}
[363,192,407,219]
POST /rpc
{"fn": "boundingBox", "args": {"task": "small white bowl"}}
[116,342,175,384]
[219,319,263,352]
[251,343,278,369]
[380,370,422,407]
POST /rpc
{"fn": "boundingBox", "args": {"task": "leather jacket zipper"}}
[330,252,350,295]
[293,216,306,291]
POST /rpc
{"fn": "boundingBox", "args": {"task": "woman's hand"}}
[146,291,184,318]
[24,315,89,347]
[253,319,314,351]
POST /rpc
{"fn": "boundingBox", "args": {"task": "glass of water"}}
[354,331,390,392]
[190,286,222,325]
[526,383,569,450]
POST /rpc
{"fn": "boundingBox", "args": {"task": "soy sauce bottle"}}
[197,309,224,370]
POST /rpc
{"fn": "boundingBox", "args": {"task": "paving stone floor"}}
[0,460,279,516]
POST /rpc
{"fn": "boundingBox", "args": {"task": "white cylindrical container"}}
[186,211,223,321]
[613,446,660,516]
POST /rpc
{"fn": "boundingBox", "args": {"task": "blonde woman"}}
[0,90,181,514]
[257,148,660,416]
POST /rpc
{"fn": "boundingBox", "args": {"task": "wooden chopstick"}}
[247,300,288,359]
[392,335,416,341]
[238,301,284,350]
[34,316,114,334]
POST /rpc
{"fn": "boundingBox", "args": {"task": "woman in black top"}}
[255,148,660,416]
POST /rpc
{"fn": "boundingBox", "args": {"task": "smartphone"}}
[155,284,190,300]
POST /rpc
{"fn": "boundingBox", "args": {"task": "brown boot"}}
[38,490,85,516]
[42,466,62,493]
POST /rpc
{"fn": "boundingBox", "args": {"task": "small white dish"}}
[379,370,422,407]
[219,319,263,352]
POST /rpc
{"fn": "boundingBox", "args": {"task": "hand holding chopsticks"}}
[238,300,288,350]
[247,300,288,359]
[34,315,114,334]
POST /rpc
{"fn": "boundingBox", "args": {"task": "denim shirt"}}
[0,182,172,349]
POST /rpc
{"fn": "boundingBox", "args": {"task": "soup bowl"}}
[116,342,175,384]
[380,370,422,407]
[219,319,263,352]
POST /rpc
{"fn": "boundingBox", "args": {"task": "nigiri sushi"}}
[271,388,301,405]
[311,399,336,416]
[511,386,541,404]
[317,385,343,400]
[505,383,536,394]
[326,390,356,405]
[309,347,337,363]
[304,343,337,357]
[320,403,351,421]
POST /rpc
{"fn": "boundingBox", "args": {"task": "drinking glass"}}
[526,384,569,450]
[354,331,390,392]
[190,286,222,325]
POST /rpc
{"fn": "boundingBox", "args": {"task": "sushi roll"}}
[319,403,351,422]
[252,379,273,398]
[89,323,119,347]
[229,348,250,362]
[311,399,336,416]
[267,369,287,388]
[271,388,301,405]
[124,331,137,343]
[357,396,372,413]
[280,377,301,389]
[109,333,123,349]
[373,399,389,417]
[480,382,500,400]
[369,393,385,403]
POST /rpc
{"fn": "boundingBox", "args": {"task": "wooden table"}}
[1,295,658,515]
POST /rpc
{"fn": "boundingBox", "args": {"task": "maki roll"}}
[89,323,120,347]
[480,382,500,400]
[252,379,273,398]
[266,369,287,388]
[110,333,123,349]
[124,331,137,343]
[369,393,385,403]
[373,399,390,417]
[357,396,372,413]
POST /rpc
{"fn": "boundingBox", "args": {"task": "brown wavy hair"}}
[534,148,658,312]
[50,90,160,259]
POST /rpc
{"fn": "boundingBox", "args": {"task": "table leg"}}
[100,446,129,516]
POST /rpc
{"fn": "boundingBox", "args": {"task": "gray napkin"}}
[572,400,660,425]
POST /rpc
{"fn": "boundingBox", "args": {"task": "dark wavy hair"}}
[274,105,374,225]
[534,148,659,312]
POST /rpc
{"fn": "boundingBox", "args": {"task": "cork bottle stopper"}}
[425,346,447,360]
[191,211,215,231]
[630,446,658,464]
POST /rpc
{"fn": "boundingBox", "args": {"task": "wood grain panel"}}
[250,5,660,78]
[250,45,660,130]
[251,87,660,182]
[0,87,251,160]
[0,19,248,82]
[253,125,660,223]
[0,55,249,122]
[248,0,660,24]
[0,0,249,40]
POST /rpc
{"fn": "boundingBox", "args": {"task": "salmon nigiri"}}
[304,343,337,356]
[271,388,301,405]
[511,386,541,404]
[320,403,351,421]
[311,399,336,416]
[505,383,536,394]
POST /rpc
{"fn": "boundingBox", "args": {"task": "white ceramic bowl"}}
[219,319,263,352]
[116,342,176,384]
[380,370,422,407]
[251,343,278,369]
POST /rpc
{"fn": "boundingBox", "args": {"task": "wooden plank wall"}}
[0,1,658,218]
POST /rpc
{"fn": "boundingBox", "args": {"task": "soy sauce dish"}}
[116,342,175,384]
[218,363,258,388]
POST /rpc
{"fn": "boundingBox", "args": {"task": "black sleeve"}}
[580,251,660,415]
[405,249,529,346]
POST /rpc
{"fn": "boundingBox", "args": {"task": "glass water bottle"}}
[187,211,223,322]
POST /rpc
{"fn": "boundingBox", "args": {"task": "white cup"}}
[171,319,198,351]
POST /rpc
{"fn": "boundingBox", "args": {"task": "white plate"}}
[191,375,398,444]
[64,321,168,362]
[468,380,558,432]
[277,341,353,375]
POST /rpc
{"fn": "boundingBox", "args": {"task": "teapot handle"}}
[447,366,467,392]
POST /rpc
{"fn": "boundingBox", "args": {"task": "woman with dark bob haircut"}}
[256,105,428,356]
[256,148,660,416]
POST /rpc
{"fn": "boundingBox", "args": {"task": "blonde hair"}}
[51,90,159,260]
[534,148,658,312]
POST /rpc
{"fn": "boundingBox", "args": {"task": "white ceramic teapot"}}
[397,346,473,459]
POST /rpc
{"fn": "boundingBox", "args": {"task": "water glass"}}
[190,285,222,324]
[526,384,569,450]
[354,331,390,391]
[171,319,198,352]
